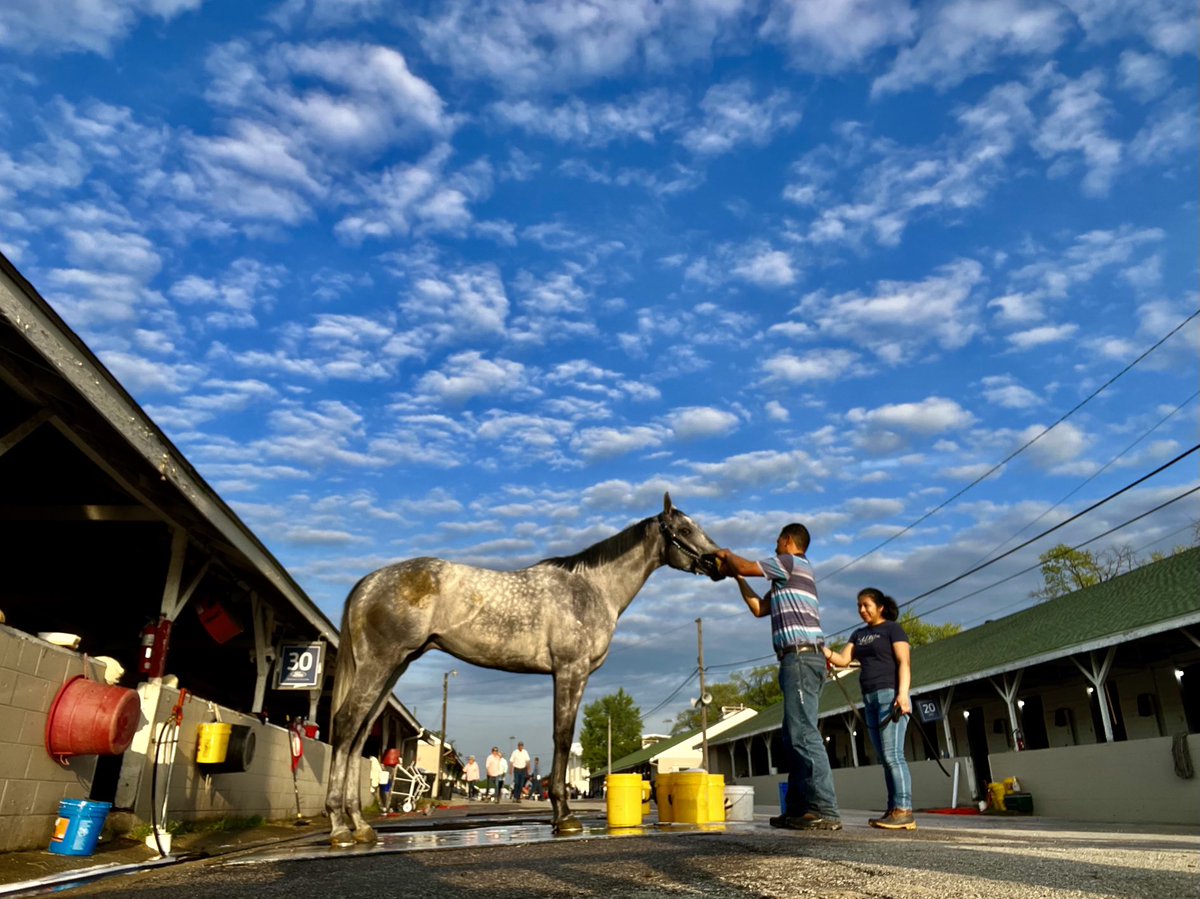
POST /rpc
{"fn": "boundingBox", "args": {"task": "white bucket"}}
[724,785,755,822]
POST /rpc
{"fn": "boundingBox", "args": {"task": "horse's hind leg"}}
[329,659,404,846]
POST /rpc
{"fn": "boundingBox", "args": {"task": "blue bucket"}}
[778,781,788,815]
[49,799,111,856]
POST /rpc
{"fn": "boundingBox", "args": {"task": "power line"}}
[901,484,1200,625]
[966,388,1199,569]
[900,443,1198,607]
[640,667,699,720]
[822,307,1200,581]
[957,521,1200,629]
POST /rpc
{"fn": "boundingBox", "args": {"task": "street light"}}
[432,669,457,800]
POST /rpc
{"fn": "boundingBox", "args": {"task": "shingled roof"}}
[711,546,1200,746]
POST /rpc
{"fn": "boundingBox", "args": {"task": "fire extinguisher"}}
[139,616,173,679]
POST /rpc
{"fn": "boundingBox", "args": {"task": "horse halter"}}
[658,515,704,563]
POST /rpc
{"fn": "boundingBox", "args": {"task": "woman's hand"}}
[896,692,912,716]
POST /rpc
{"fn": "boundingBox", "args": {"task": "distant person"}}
[486,747,506,802]
[825,588,914,830]
[716,523,842,830]
[530,756,541,799]
[464,755,480,800]
[510,741,531,802]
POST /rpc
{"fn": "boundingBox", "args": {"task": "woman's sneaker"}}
[869,808,915,830]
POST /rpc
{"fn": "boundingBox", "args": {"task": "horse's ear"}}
[663,492,673,515]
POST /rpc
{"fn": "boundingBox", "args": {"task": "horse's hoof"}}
[353,824,378,844]
[330,828,355,847]
[553,816,583,834]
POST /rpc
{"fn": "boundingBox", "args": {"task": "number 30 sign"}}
[277,641,325,689]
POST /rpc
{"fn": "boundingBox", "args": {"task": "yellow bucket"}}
[672,771,708,824]
[196,723,232,764]
[606,774,643,828]
[656,772,675,823]
[988,781,1007,811]
[641,779,652,816]
[706,774,725,823]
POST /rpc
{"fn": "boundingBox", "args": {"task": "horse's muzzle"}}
[697,552,726,581]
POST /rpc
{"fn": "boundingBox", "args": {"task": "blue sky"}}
[1,0,1197,767]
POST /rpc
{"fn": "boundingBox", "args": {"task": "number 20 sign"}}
[277,641,325,689]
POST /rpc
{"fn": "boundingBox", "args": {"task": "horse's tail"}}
[329,577,366,743]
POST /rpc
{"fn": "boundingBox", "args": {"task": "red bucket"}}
[45,676,140,762]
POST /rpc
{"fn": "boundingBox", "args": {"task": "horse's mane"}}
[538,515,655,573]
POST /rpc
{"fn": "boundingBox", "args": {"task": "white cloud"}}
[1006,323,1080,350]
[336,146,492,241]
[414,351,534,404]
[667,406,740,440]
[1031,69,1121,196]
[206,39,450,153]
[687,448,829,489]
[980,375,1040,409]
[1129,94,1199,166]
[491,90,680,145]
[846,396,975,435]
[571,425,668,461]
[789,81,1035,249]
[872,0,1068,96]
[680,79,801,156]
[1117,51,1172,101]
[400,266,510,343]
[760,348,861,384]
[761,0,916,71]
[793,260,985,363]
[732,247,797,288]
[416,0,743,93]
[0,0,201,56]
[1017,420,1089,470]
[1060,0,1198,57]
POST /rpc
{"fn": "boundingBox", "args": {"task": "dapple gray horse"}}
[325,493,724,845]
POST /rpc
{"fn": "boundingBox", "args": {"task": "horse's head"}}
[658,492,726,581]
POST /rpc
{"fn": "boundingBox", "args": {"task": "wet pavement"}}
[2,803,1196,898]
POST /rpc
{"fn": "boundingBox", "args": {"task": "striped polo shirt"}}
[759,553,823,653]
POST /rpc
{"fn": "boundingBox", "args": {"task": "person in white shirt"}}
[463,755,480,800]
[510,741,531,803]
[485,747,506,802]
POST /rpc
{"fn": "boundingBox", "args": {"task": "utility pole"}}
[432,669,456,800]
[606,714,612,774]
[697,617,708,772]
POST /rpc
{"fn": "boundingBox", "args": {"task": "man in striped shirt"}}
[716,523,842,831]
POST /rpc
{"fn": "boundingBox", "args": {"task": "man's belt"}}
[776,643,822,659]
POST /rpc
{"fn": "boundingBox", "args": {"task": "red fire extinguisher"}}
[138,616,173,679]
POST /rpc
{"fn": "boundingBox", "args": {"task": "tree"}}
[670,665,782,734]
[1030,544,1138,601]
[579,688,642,771]
[898,610,962,647]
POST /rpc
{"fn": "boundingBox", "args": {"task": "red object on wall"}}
[382,747,401,767]
[195,597,243,645]
[138,616,172,678]
[45,676,140,763]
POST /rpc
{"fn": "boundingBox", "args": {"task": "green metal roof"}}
[711,547,1200,745]
[602,728,700,776]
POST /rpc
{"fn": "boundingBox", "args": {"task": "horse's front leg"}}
[549,666,588,833]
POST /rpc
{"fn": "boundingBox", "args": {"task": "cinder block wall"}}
[0,625,107,852]
[121,685,335,824]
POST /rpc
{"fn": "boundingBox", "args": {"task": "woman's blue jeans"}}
[779,652,840,819]
[864,687,912,810]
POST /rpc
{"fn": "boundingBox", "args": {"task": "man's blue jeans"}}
[780,652,840,819]
[864,687,913,810]
[512,768,528,799]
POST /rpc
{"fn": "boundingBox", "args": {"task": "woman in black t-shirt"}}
[824,588,915,830]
